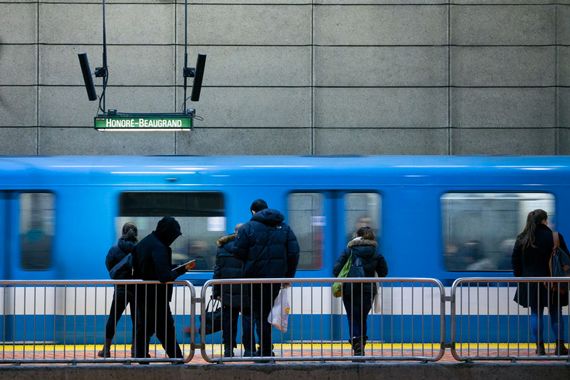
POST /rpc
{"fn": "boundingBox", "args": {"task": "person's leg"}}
[259,284,280,355]
[530,305,545,354]
[221,304,234,356]
[548,304,568,355]
[241,305,256,356]
[134,285,155,359]
[155,290,183,360]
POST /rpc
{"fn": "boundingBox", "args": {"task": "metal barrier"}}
[1,277,568,364]
[451,277,570,362]
[200,277,446,363]
[0,280,196,364]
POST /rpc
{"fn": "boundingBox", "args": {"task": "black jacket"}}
[133,217,185,300]
[213,233,247,306]
[512,223,569,307]
[105,238,136,278]
[333,238,388,297]
[235,208,300,278]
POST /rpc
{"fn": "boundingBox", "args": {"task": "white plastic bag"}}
[268,287,291,333]
[373,284,382,314]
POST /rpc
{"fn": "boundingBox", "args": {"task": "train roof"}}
[0,155,569,187]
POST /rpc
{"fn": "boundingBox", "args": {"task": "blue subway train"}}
[0,155,567,283]
[0,155,568,346]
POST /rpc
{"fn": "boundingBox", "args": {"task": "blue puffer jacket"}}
[235,208,300,278]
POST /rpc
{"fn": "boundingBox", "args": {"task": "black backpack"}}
[348,253,365,278]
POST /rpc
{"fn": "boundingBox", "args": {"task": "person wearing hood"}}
[132,216,193,361]
[333,226,388,358]
[98,222,138,358]
[234,199,300,358]
[213,224,255,357]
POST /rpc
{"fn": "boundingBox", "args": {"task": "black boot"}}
[98,339,113,358]
[554,340,568,356]
[351,336,365,361]
[536,341,546,356]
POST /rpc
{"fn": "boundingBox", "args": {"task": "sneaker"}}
[253,350,275,363]
[243,350,254,357]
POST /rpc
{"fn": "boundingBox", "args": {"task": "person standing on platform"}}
[132,216,195,361]
[333,226,388,358]
[512,209,568,356]
[234,199,300,358]
[99,222,138,358]
[212,223,256,357]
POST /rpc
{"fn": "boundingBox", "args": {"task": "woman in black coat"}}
[512,209,568,355]
[333,226,388,357]
[213,226,255,357]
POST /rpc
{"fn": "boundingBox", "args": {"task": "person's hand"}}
[281,283,291,288]
[184,260,196,271]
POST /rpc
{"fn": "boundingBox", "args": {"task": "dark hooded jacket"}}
[512,223,569,307]
[333,238,388,297]
[213,233,247,306]
[105,237,136,279]
[234,208,300,278]
[133,217,185,290]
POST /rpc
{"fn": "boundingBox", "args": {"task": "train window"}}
[344,193,381,243]
[288,193,324,270]
[442,192,555,271]
[118,192,225,271]
[20,193,54,270]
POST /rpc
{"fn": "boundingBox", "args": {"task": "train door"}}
[287,191,381,341]
[1,192,57,342]
[0,192,57,280]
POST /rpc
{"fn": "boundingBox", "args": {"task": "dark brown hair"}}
[517,209,547,250]
[356,226,375,241]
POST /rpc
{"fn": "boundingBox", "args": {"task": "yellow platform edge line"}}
[0,343,546,352]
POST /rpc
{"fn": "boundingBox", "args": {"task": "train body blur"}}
[1,156,569,344]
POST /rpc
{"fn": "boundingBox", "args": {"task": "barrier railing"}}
[0,277,568,364]
[199,277,446,363]
[451,277,570,362]
[0,280,196,364]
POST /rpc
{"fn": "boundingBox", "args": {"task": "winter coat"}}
[234,208,300,278]
[333,238,388,298]
[212,233,247,307]
[132,217,185,300]
[512,223,569,307]
[105,238,136,279]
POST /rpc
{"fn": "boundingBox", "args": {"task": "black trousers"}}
[251,283,280,355]
[221,304,255,353]
[134,284,182,359]
[105,285,136,340]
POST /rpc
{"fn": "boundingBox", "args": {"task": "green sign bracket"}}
[94,111,193,131]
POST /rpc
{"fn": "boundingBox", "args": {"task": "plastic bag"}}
[268,288,291,332]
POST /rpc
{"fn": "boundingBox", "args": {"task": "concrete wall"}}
[0,363,569,380]
[0,0,568,155]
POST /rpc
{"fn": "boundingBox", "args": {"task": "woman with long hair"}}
[512,209,568,355]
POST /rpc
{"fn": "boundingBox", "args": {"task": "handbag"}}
[202,298,222,335]
[332,253,352,298]
[550,232,570,294]
[268,287,291,333]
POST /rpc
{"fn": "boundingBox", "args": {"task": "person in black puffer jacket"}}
[333,226,388,358]
[98,222,138,358]
[213,224,255,357]
[234,199,300,357]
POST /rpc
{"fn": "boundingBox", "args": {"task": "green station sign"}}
[94,113,193,131]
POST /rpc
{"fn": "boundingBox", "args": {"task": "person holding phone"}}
[131,216,195,361]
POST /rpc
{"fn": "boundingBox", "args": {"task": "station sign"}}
[94,113,192,131]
